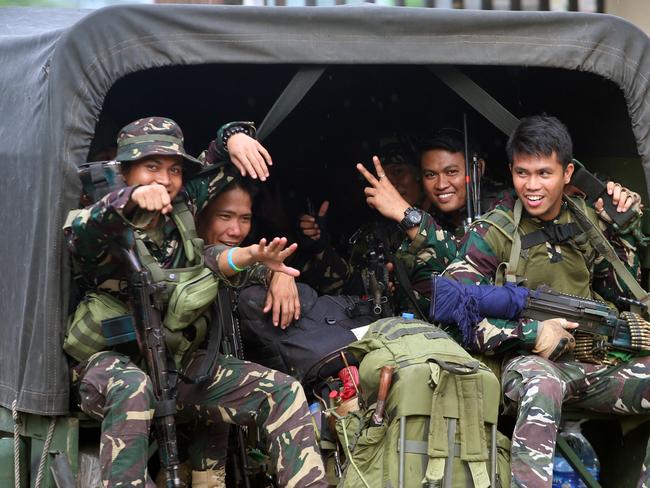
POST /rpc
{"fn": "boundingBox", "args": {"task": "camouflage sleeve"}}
[298,246,352,295]
[592,223,642,303]
[444,222,539,354]
[184,160,236,216]
[186,121,257,214]
[399,211,459,275]
[203,244,269,288]
[64,186,155,265]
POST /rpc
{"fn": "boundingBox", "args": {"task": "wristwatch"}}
[400,207,423,230]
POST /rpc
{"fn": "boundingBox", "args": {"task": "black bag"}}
[237,284,374,384]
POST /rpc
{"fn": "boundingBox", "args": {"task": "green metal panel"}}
[0,407,79,488]
[0,436,27,488]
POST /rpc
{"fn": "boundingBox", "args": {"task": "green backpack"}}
[336,318,510,488]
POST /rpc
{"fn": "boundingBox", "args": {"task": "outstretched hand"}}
[250,237,300,277]
[227,133,273,181]
[356,156,410,222]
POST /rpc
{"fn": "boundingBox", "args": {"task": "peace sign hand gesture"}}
[356,156,410,223]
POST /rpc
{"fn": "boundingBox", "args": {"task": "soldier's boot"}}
[192,467,226,488]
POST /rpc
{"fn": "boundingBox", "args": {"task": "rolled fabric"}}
[429,275,530,345]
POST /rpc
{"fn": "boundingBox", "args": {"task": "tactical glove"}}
[533,318,578,361]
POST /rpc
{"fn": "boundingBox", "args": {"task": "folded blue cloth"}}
[430,276,530,345]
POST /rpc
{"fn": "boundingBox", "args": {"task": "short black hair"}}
[378,141,418,168]
[418,128,480,160]
[506,115,573,168]
[221,175,259,201]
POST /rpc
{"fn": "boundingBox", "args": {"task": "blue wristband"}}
[227,247,245,273]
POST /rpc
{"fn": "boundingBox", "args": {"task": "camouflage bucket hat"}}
[115,117,203,174]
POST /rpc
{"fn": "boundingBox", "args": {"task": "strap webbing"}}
[505,199,524,284]
[565,198,650,307]
[257,66,326,141]
[520,222,581,250]
[429,65,519,137]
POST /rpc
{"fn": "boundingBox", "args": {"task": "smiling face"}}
[200,187,253,247]
[121,155,184,201]
[511,152,574,221]
[420,149,467,214]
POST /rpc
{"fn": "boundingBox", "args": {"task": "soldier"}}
[443,114,649,488]
[63,117,326,488]
[299,143,444,311]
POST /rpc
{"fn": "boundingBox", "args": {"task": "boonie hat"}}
[115,117,203,174]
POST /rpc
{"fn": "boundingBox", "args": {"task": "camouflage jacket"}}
[443,189,641,355]
[65,129,265,294]
[298,214,457,315]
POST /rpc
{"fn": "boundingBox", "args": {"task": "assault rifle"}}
[119,242,183,488]
[430,276,650,364]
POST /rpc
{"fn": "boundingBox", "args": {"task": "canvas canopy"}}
[1,4,649,415]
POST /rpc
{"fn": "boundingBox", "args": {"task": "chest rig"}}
[477,196,650,364]
[64,199,219,367]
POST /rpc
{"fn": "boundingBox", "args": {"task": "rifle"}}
[216,288,257,488]
[359,229,393,318]
[430,276,650,364]
[119,243,183,488]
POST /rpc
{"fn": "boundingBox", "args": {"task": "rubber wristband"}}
[227,247,245,273]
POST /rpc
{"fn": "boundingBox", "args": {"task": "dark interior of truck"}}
[90,63,643,245]
[88,63,648,486]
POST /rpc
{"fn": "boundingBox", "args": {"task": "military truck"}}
[1,4,649,486]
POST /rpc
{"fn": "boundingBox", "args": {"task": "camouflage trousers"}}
[502,354,650,488]
[73,350,327,488]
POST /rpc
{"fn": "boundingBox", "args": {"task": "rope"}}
[341,418,371,488]
[34,416,57,488]
[11,400,20,488]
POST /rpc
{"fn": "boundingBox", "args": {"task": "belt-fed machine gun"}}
[430,276,650,364]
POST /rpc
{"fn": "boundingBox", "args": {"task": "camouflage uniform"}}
[444,189,649,488]
[65,117,326,487]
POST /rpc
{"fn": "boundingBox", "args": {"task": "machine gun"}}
[430,276,650,364]
[521,286,650,363]
[119,241,183,488]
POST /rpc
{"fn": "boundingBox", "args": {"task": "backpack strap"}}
[564,197,650,309]
[425,364,490,488]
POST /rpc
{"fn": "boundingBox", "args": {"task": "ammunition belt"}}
[620,311,650,351]
[574,333,609,365]
[574,312,650,365]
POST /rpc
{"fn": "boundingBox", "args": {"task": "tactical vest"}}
[63,199,219,367]
[475,197,598,298]
[337,318,509,488]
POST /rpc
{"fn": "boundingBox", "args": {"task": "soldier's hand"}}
[299,201,329,241]
[533,318,578,361]
[264,273,301,329]
[227,133,272,182]
[130,184,173,214]
[250,237,300,277]
[356,156,410,222]
[595,181,642,222]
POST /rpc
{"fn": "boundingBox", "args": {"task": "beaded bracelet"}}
[222,125,254,151]
[227,247,245,273]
